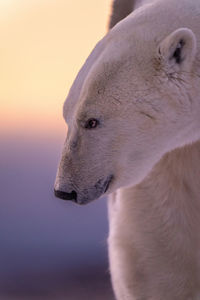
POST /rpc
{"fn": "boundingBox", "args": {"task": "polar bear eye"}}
[84,118,99,129]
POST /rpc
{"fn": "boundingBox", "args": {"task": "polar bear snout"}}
[54,174,113,205]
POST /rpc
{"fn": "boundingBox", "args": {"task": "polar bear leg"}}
[108,193,138,300]
[108,239,137,300]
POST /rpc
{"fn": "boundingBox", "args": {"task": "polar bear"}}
[54,0,200,299]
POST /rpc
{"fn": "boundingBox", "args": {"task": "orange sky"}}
[0,0,111,137]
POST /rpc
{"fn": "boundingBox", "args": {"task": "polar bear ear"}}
[157,28,197,72]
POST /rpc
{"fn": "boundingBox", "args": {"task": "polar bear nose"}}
[54,189,77,202]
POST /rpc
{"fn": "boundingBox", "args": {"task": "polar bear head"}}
[54,0,200,204]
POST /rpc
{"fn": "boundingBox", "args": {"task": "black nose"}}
[54,189,77,202]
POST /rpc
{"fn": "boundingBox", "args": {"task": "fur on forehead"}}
[63,0,200,123]
[63,36,155,124]
[62,6,162,123]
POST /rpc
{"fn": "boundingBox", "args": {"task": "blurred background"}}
[0,0,115,299]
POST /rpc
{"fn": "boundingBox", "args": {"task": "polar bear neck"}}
[142,140,200,204]
[114,139,200,242]
[108,140,200,298]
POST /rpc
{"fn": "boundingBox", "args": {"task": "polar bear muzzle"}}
[54,175,113,205]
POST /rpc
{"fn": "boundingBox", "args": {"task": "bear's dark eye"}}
[85,118,99,129]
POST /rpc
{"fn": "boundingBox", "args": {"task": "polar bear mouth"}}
[77,174,114,205]
[94,174,113,194]
[103,174,113,193]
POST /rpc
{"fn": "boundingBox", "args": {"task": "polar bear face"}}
[55,7,200,204]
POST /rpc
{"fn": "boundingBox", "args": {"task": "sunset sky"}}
[0,3,113,298]
[1,0,111,136]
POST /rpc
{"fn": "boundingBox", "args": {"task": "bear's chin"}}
[75,174,114,205]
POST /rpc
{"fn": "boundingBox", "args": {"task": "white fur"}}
[108,142,200,299]
[55,0,200,298]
